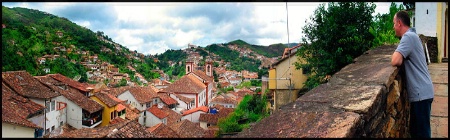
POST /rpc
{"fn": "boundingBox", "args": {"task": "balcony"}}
[82,111,102,128]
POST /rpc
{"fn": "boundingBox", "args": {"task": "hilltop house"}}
[181,106,209,123]
[268,44,308,111]
[90,91,126,127]
[2,82,45,138]
[113,86,162,127]
[2,71,62,136]
[35,74,104,130]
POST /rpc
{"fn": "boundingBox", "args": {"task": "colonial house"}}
[199,105,234,129]
[159,74,208,109]
[168,93,195,113]
[169,119,206,138]
[268,44,308,111]
[35,75,104,130]
[90,92,126,127]
[2,82,45,138]
[181,106,209,123]
[2,71,61,136]
[114,86,162,127]
[145,104,168,128]
[409,2,448,62]
[146,123,180,138]
[208,95,237,108]
[228,77,242,86]
[158,94,178,109]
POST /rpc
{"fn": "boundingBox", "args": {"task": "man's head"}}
[393,10,411,37]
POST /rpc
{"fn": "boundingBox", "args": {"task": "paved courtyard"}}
[429,63,448,138]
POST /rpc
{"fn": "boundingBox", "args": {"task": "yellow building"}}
[90,92,126,126]
[268,45,308,111]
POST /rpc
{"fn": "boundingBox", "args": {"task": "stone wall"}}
[233,45,411,138]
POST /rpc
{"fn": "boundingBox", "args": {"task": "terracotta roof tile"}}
[147,123,180,138]
[56,120,154,138]
[159,106,182,126]
[35,75,103,113]
[190,70,214,83]
[172,94,194,104]
[160,74,205,94]
[2,71,59,99]
[104,86,131,97]
[158,94,178,105]
[122,103,140,120]
[204,126,219,138]
[93,92,120,108]
[107,120,156,138]
[199,107,234,125]
[169,119,206,138]
[48,73,92,92]
[128,86,159,104]
[2,82,44,129]
[147,105,168,119]
[116,103,126,111]
[210,95,238,105]
[182,106,209,116]
[109,117,126,125]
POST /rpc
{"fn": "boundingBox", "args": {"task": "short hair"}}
[395,10,411,27]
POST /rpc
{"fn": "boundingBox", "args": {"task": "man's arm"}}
[391,51,403,67]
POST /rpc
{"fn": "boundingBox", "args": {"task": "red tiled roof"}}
[182,106,209,116]
[210,95,237,105]
[199,107,234,125]
[107,120,156,138]
[147,123,180,138]
[159,106,182,126]
[147,105,168,119]
[169,119,206,138]
[172,94,194,104]
[48,73,92,92]
[35,75,104,114]
[116,103,126,111]
[109,117,126,125]
[93,92,120,108]
[190,70,214,83]
[105,86,131,97]
[159,94,178,105]
[56,120,155,138]
[2,82,44,129]
[160,74,205,94]
[128,86,159,104]
[122,103,140,121]
[2,71,60,99]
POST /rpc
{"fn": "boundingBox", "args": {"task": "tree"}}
[295,2,376,90]
[370,2,405,48]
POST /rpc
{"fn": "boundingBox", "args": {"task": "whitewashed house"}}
[2,71,61,136]
[35,74,104,129]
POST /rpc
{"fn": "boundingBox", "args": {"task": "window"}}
[111,112,114,120]
[45,101,50,113]
[51,100,56,111]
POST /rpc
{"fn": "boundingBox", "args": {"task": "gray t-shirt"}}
[395,28,434,102]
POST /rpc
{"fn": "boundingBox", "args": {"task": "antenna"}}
[286,2,292,95]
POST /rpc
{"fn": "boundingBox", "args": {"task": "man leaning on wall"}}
[391,10,435,138]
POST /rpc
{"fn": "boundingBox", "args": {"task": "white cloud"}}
[2,2,400,55]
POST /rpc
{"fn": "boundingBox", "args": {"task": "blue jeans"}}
[409,98,433,138]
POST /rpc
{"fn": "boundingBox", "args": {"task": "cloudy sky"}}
[2,2,400,55]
